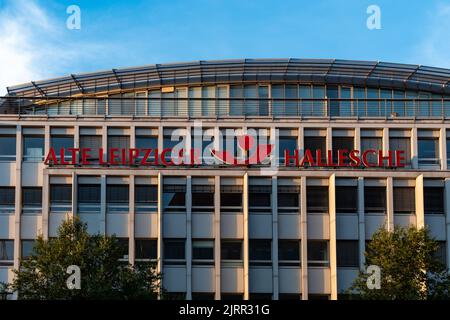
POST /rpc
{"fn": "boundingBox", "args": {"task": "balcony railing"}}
[2,97,450,118]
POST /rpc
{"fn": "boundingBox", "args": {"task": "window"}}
[337,241,359,268]
[22,187,42,214]
[135,185,157,212]
[0,240,14,265]
[220,185,242,212]
[50,135,73,161]
[108,135,130,162]
[135,136,157,162]
[164,239,185,263]
[306,186,328,213]
[79,135,102,162]
[418,138,439,165]
[307,241,329,266]
[116,238,129,260]
[304,136,326,163]
[221,241,242,260]
[393,187,415,214]
[23,135,44,161]
[135,239,157,260]
[21,240,35,259]
[249,185,271,212]
[424,187,444,214]
[192,240,214,265]
[78,184,101,212]
[249,239,271,266]
[278,240,300,266]
[0,187,15,214]
[336,186,357,213]
[192,185,214,211]
[106,185,129,212]
[0,135,16,161]
[163,185,186,212]
[447,137,450,166]
[279,136,297,164]
[434,241,447,266]
[277,185,300,214]
[361,137,382,165]
[50,184,72,212]
[389,137,411,166]
[163,132,184,162]
[364,187,386,213]
[332,137,354,165]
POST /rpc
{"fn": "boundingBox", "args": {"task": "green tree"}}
[9,217,161,300]
[349,225,450,300]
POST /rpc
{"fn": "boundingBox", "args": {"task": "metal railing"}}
[2,96,450,118]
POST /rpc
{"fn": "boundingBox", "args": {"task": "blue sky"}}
[0,0,449,94]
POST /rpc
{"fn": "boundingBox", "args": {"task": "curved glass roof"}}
[6,59,450,97]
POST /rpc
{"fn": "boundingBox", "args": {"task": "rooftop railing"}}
[1,97,450,119]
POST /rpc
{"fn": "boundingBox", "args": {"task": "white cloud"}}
[412,3,450,68]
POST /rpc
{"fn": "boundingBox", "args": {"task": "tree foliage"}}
[9,217,160,300]
[349,225,450,300]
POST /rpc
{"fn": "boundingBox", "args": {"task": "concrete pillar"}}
[326,127,332,160]
[186,176,192,300]
[100,175,106,235]
[74,125,80,149]
[440,128,447,171]
[415,175,425,229]
[357,177,365,270]
[128,175,135,265]
[13,125,22,271]
[243,172,249,300]
[214,176,221,300]
[411,128,418,169]
[157,172,163,298]
[445,179,450,271]
[271,176,279,300]
[70,172,76,220]
[329,174,337,300]
[300,176,308,299]
[298,126,304,160]
[41,172,49,240]
[382,128,389,158]
[354,127,361,151]
[386,177,394,231]
[102,125,107,163]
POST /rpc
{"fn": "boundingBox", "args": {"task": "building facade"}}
[0,59,450,300]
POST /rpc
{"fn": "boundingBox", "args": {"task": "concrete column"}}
[102,125,107,162]
[243,172,249,300]
[186,176,192,300]
[298,126,304,160]
[214,176,221,300]
[74,125,80,149]
[41,172,49,240]
[69,173,76,220]
[13,125,22,271]
[326,127,332,160]
[329,174,337,300]
[382,128,389,157]
[357,177,365,270]
[439,128,447,171]
[354,127,361,151]
[44,125,50,159]
[415,175,425,229]
[386,177,394,231]
[411,128,418,169]
[300,176,308,299]
[445,179,450,271]
[100,175,106,235]
[157,172,163,297]
[128,175,135,265]
[158,126,163,160]
[271,176,279,300]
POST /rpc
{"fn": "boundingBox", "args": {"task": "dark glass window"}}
[306,186,328,213]
[0,135,16,161]
[116,238,129,260]
[135,185,157,204]
[220,185,242,211]
[434,241,447,266]
[50,136,73,160]
[447,139,450,164]
[393,187,415,214]
[389,137,411,165]
[336,186,357,213]
[136,136,158,150]
[21,240,35,259]
[0,240,14,265]
[418,138,438,164]
[249,185,271,208]
[424,187,444,214]
[221,241,242,260]
[364,187,386,213]
[249,239,271,264]
[107,135,130,161]
[79,135,102,161]
[279,137,297,163]
[164,239,186,260]
[361,137,382,165]
[337,240,359,268]
[332,137,354,164]
[163,185,186,211]
[78,184,100,203]
[277,185,300,212]
[22,187,42,207]
[192,185,214,208]
[23,135,44,161]
[192,240,214,263]
[0,187,15,206]
[50,184,72,204]
[135,239,157,260]
[307,241,328,266]
[304,136,326,163]
[278,240,300,265]
[106,185,129,203]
